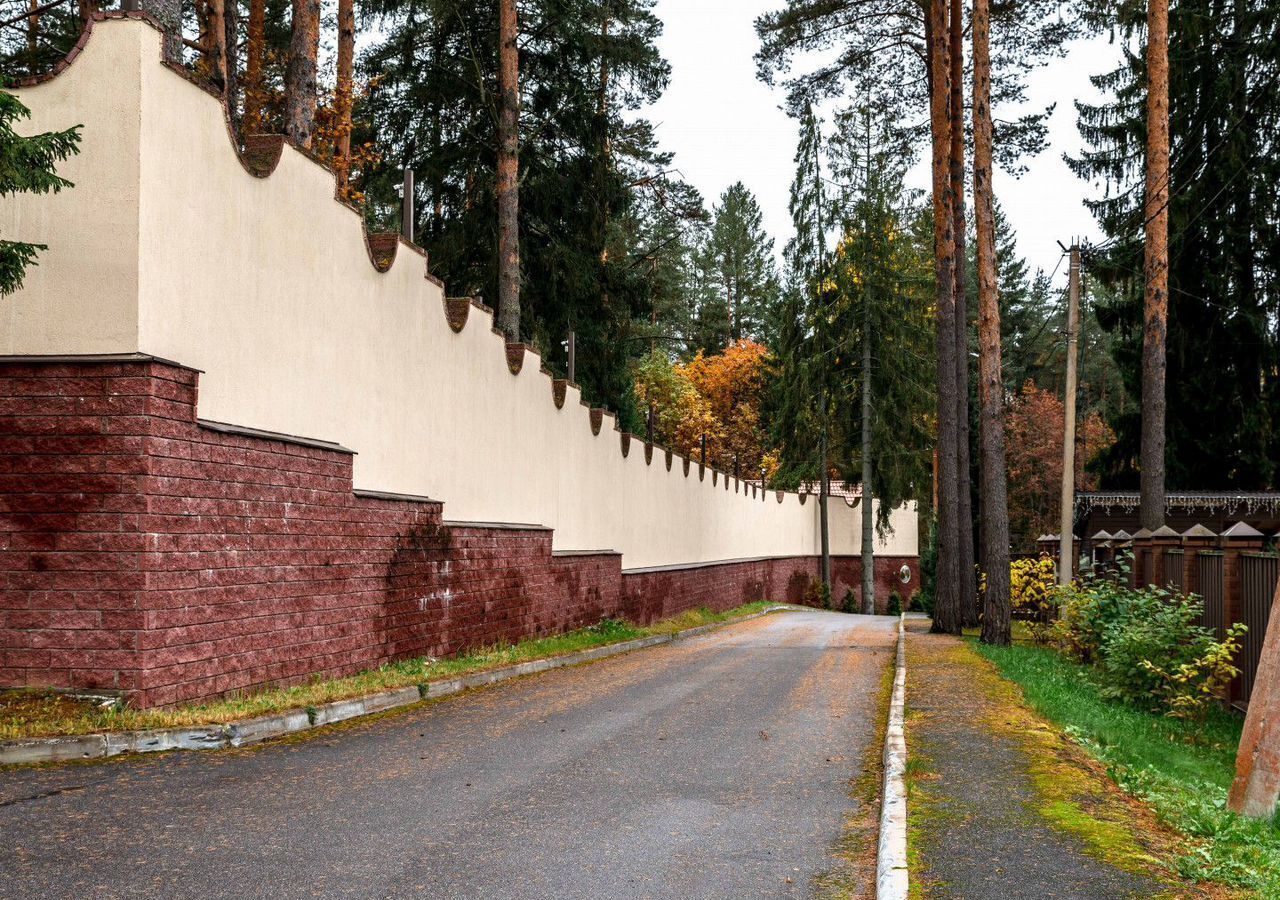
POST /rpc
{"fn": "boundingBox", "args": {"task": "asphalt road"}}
[0,609,896,900]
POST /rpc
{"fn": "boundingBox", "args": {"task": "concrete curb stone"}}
[876,612,909,900]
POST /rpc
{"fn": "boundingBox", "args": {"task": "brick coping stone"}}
[0,606,791,767]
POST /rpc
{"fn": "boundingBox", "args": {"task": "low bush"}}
[1049,561,1245,719]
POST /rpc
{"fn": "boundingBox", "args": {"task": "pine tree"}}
[693,183,780,350]
[0,89,80,296]
[973,0,1011,645]
[1071,0,1280,491]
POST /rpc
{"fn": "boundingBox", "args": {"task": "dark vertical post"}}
[700,434,707,467]
[567,330,576,384]
[402,168,415,243]
[646,405,654,444]
[734,454,740,481]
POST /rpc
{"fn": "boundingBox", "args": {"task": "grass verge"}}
[1,601,778,741]
[972,639,1280,897]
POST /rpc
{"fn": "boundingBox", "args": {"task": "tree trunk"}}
[1229,579,1280,818]
[820,424,832,603]
[243,0,265,132]
[973,0,1011,646]
[861,299,875,616]
[1140,0,1170,530]
[334,0,355,195]
[285,0,320,149]
[949,0,977,628]
[496,0,521,341]
[927,0,962,636]
[223,0,239,116]
[205,0,228,90]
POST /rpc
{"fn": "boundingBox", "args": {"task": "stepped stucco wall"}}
[2,17,915,569]
[0,17,919,705]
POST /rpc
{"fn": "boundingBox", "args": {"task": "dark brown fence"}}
[1197,551,1225,640]
[1239,554,1279,705]
[1163,549,1184,592]
[1140,548,1157,587]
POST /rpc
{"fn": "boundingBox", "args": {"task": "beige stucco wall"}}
[3,18,918,568]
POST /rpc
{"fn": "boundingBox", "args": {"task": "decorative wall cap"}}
[1221,521,1265,539]
[1151,525,1181,538]
[1131,527,1154,539]
[1182,524,1218,538]
[1090,530,1113,540]
[197,418,355,455]
[1111,530,1133,541]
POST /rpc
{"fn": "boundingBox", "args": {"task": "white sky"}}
[645,0,1121,283]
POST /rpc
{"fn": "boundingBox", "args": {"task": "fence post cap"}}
[1182,523,1218,540]
[1091,529,1113,541]
[1111,529,1133,543]
[1132,527,1155,540]
[1221,521,1265,539]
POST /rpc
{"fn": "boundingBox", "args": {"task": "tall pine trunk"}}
[496,0,522,341]
[861,299,875,615]
[204,0,227,89]
[928,0,962,635]
[973,0,1011,646]
[1140,0,1170,530]
[335,0,355,195]
[243,0,265,133]
[224,0,239,116]
[949,0,977,628]
[285,0,320,149]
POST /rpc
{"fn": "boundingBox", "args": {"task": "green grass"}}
[0,601,779,741]
[972,639,1280,896]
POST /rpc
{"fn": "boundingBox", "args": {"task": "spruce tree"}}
[0,89,80,296]
[693,183,780,350]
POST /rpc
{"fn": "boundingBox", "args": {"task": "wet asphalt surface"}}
[905,624,1167,899]
[0,609,896,900]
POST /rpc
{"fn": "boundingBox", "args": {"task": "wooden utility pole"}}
[496,0,522,341]
[1140,0,1170,531]
[1059,243,1081,586]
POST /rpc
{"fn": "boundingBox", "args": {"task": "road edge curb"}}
[1,605,791,767]
[876,612,909,900]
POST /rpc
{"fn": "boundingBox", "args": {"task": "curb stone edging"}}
[0,606,790,767]
[877,612,909,900]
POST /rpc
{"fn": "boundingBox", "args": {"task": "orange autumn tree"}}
[1005,381,1115,548]
[633,340,777,477]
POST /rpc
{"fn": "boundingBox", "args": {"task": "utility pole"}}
[1058,242,1081,586]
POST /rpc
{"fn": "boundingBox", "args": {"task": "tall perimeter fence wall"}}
[0,16,918,707]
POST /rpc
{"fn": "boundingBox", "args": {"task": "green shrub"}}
[887,591,902,616]
[1050,562,1245,719]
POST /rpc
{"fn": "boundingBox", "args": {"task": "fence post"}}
[1089,530,1112,573]
[1131,528,1155,587]
[567,331,576,385]
[1221,522,1266,703]
[1181,523,1216,599]
[1151,524,1181,590]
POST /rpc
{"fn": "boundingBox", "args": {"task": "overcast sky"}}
[645,0,1121,285]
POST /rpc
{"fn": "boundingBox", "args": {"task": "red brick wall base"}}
[0,359,918,708]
